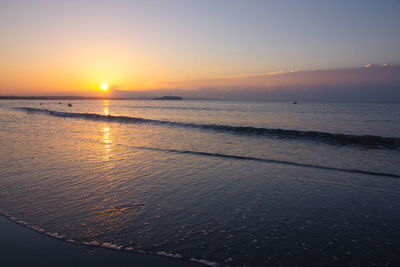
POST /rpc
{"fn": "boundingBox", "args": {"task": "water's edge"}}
[0,211,218,266]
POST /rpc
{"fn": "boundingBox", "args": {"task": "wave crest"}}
[16,107,400,150]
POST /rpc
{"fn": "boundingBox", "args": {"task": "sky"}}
[1,0,400,99]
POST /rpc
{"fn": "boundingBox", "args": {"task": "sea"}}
[0,99,399,266]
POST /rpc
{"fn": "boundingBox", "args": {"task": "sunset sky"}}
[1,0,400,97]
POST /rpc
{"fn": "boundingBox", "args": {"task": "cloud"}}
[158,64,398,90]
[112,64,400,101]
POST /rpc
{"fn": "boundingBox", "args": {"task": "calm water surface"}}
[0,100,399,266]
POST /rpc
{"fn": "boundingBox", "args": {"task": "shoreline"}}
[0,214,204,267]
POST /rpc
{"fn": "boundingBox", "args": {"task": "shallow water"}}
[1,100,399,266]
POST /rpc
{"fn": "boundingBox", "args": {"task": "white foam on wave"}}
[30,225,45,233]
[101,242,123,250]
[46,232,65,239]
[190,258,219,266]
[1,212,68,242]
[157,251,183,258]
[83,240,101,246]
[1,211,218,266]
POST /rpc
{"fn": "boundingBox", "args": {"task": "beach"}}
[0,214,202,267]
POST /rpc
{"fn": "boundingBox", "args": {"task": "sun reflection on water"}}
[103,126,112,161]
[104,100,109,115]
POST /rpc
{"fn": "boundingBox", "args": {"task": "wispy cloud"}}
[113,65,400,101]
[158,64,398,89]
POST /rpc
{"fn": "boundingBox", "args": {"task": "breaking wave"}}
[130,145,400,178]
[16,107,400,150]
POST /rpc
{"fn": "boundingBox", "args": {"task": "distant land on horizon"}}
[153,96,183,100]
[0,96,128,100]
[0,95,189,101]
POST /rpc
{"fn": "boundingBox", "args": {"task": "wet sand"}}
[0,215,202,267]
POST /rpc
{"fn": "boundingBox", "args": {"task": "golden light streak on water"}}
[103,127,112,161]
[104,100,109,116]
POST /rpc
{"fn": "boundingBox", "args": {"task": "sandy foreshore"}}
[0,215,203,267]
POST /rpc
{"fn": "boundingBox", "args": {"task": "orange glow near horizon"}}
[1,1,400,97]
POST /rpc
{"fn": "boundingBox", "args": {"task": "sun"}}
[100,83,109,91]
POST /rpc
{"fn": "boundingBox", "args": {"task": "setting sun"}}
[100,83,109,91]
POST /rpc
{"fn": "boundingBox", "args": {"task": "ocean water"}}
[0,100,399,266]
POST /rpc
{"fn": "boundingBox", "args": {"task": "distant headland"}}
[153,96,183,100]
